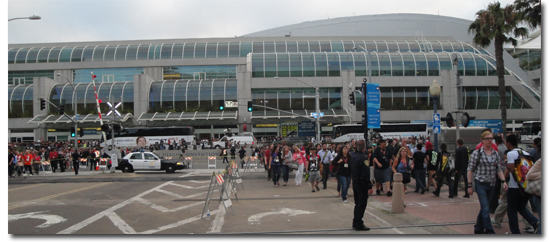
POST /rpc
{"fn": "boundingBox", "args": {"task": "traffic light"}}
[441,112,454,127]
[59,104,65,115]
[349,92,356,105]
[101,124,111,132]
[113,123,123,131]
[218,100,224,111]
[70,127,76,137]
[461,112,476,127]
[247,101,253,112]
[79,128,85,137]
[40,98,46,110]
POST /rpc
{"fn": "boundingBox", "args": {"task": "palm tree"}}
[514,0,541,29]
[468,2,528,133]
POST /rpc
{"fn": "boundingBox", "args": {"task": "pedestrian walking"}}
[504,134,539,234]
[281,146,292,186]
[269,145,282,187]
[453,139,470,198]
[350,140,371,231]
[467,130,507,234]
[433,143,454,198]
[317,143,333,190]
[306,149,321,192]
[292,145,305,186]
[72,149,81,175]
[332,145,352,202]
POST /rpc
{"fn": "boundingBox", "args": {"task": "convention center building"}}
[7,13,541,142]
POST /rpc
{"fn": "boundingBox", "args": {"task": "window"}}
[315,53,328,77]
[390,53,403,76]
[378,52,391,76]
[277,53,289,77]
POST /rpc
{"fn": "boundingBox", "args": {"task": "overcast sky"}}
[7,0,524,44]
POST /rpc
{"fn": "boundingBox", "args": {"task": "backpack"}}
[430,151,438,166]
[512,149,534,193]
[441,153,455,173]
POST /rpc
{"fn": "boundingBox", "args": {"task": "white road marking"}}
[248,208,315,224]
[9,211,66,228]
[140,209,220,234]
[107,212,136,234]
[208,203,226,233]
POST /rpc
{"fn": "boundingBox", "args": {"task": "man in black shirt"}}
[412,143,427,194]
[373,138,393,196]
[453,138,470,198]
[71,149,81,175]
[350,140,371,231]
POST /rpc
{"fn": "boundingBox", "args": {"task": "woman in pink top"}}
[293,145,306,186]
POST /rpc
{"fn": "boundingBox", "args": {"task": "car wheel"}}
[122,165,133,173]
[165,164,176,173]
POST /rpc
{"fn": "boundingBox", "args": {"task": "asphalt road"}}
[8,168,534,235]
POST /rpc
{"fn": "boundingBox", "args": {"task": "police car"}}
[117,151,187,173]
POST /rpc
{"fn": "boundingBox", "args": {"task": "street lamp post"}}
[274,77,321,143]
[8,15,41,21]
[57,73,78,149]
[429,80,441,153]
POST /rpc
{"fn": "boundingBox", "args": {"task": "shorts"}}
[308,170,321,183]
[374,167,392,183]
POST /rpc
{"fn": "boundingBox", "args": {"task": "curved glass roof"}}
[250,51,502,78]
[8,40,489,64]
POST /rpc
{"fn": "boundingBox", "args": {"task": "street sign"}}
[433,126,441,134]
[433,113,441,134]
[225,101,238,108]
[367,107,380,129]
[310,112,324,118]
[366,83,381,107]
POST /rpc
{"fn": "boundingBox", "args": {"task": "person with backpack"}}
[504,134,539,234]
[467,130,507,234]
[432,143,454,198]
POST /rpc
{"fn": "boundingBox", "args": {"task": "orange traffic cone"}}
[95,164,99,171]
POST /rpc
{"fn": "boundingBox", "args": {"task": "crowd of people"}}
[244,131,541,233]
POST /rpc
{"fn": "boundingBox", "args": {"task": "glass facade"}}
[8,85,33,118]
[148,79,238,113]
[46,82,134,115]
[252,88,342,111]
[250,52,500,78]
[73,68,144,83]
[163,66,237,80]
[358,86,441,111]
[7,40,490,64]
[8,70,54,85]
[461,86,531,110]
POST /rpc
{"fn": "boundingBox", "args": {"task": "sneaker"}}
[491,218,502,228]
[376,190,381,195]
[312,189,315,192]
[421,189,425,194]
[343,199,348,203]
[386,191,392,197]
[315,185,320,191]
[522,226,535,233]
[533,221,540,234]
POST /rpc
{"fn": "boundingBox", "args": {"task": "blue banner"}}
[366,83,380,107]
[298,121,316,137]
[468,119,503,134]
[367,107,381,129]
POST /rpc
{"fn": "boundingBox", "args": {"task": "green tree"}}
[514,0,541,29]
[468,2,528,132]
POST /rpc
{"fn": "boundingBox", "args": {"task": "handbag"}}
[401,172,411,184]
[525,179,541,197]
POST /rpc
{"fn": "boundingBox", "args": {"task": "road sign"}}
[367,107,380,129]
[366,83,381,107]
[310,112,324,118]
[433,113,441,134]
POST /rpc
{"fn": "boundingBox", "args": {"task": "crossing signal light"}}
[441,112,454,127]
[59,104,65,115]
[247,101,253,112]
[70,127,76,137]
[218,100,224,111]
[79,128,85,137]
[101,124,111,132]
[349,92,356,105]
[40,98,46,110]
[461,112,476,127]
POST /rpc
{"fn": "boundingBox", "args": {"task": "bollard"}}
[391,172,405,213]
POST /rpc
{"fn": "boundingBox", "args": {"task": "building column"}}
[237,64,252,133]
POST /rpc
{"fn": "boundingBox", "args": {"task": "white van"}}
[213,135,256,149]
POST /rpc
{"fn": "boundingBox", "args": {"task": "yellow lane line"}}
[8,182,111,210]
[8,184,46,192]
